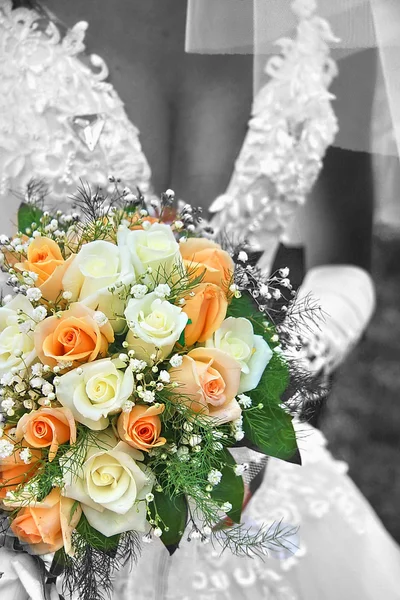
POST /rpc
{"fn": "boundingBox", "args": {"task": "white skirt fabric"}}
[2,423,399,600]
[114,423,400,600]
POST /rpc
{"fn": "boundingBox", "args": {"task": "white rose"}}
[205,317,272,393]
[56,358,134,430]
[125,293,188,362]
[62,240,135,333]
[118,223,182,287]
[62,431,153,536]
[0,295,37,376]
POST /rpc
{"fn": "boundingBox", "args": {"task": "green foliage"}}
[227,291,259,321]
[150,260,206,306]
[250,351,289,406]
[226,292,280,347]
[17,202,44,234]
[177,318,192,347]
[177,329,186,347]
[244,353,300,462]
[50,548,68,578]
[150,491,188,552]
[228,292,300,463]
[243,403,299,462]
[215,520,299,558]
[60,529,141,600]
[76,514,120,553]
[210,449,244,524]
[147,389,236,529]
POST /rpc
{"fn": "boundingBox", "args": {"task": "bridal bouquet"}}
[0,182,314,599]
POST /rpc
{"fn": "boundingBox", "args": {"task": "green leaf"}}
[76,513,120,553]
[243,403,300,463]
[49,548,67,579]
[243,351,300,462]
[227,292,280,347]
[232,304,300,463]
[17,202,44,234]
[70,500,80,521]
[226,293,301,462]
[177,319,192,348]
[250,352,290,406]
[124,203,137,215]
[227,293,301,464]
[177,329,186,347]
[211,449,245,524]
[150,491,188,554]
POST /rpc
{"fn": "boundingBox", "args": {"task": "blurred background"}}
[320,224,400,543]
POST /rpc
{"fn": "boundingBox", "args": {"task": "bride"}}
[0,0,399,599]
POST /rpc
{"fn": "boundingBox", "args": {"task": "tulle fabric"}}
[186,0,378,55]
[113,423,400,600]
[186,0,400,158]
[185,0,376,56]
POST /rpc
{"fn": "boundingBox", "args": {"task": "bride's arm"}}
[285,49,376,272]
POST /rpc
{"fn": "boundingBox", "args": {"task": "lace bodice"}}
[0,0,152,230]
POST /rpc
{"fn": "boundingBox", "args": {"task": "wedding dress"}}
[0,1,400,599]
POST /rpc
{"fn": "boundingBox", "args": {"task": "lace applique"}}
[0,0,152,211]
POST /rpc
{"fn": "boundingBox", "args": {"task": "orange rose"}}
[182,283,228,347]
[15,237,74,302]
[169,347,242,424]
[0,435,41,500]
[34,303,114,369]
[117,404,166,452]
[180,238,234,289]
[15,407,76,462]
[10,488,81,555]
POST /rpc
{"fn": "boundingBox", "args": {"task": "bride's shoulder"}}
[0,0,152,210]
[0,0,116,107]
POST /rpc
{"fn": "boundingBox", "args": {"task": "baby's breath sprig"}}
[174,201,204,236]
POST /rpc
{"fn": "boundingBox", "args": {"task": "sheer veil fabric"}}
[187,0,400,235]
[186,0,400,158]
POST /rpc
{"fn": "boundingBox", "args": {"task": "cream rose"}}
[125,293,188,361]
[62,240,135,333]
[62,431,153,537]
[205,317,272,393]
[55,359,134,430]
[118,223,182,286]
[0,295,37,377]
